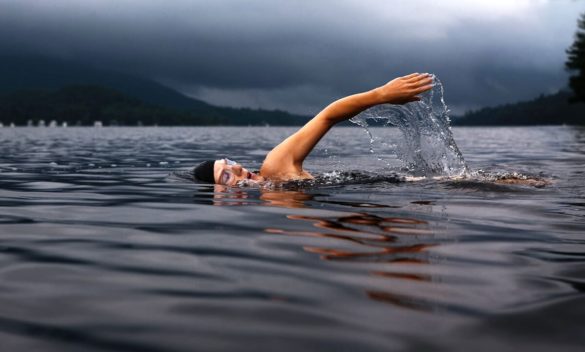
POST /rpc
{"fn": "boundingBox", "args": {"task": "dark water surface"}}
[0,126,584,352]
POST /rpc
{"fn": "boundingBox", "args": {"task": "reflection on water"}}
[267,209,438,311]
[211,185,440,310]
[278,214,439,306]
[258,189,315,209]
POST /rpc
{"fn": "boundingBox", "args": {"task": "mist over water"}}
[350,75,469,177]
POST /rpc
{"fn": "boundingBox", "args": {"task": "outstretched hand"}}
[374,73,434,105]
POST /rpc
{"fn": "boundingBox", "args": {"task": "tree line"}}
[0,85,308,126]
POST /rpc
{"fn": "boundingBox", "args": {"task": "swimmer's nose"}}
[231,164,243,176]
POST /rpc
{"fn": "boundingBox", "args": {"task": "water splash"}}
[227,170,404,190]
[350,75,469,177]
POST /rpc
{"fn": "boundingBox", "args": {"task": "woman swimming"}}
[193,73,434,185]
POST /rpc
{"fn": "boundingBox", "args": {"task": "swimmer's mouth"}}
[247,172,252,179]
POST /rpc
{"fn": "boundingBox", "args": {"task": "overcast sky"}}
[0,0,583,114]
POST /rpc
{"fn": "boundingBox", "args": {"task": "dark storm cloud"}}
[0,0,582,114]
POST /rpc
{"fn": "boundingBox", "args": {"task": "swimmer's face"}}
[214,159,263,186]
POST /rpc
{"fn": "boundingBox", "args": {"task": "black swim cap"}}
[193,160,216,183]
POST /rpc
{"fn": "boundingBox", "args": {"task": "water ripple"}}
[0,127,583,351]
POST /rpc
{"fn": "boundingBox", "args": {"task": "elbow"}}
[315,108,341,127]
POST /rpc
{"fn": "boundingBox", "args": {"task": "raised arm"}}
[259,73,433,180]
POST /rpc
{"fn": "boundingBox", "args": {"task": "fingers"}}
[402,73,433,81]
[402,72,420,80]
[409,74,433,85]
[413,84,434,94]
[410,78,433,90]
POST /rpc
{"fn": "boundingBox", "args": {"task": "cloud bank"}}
[0,0,582,114]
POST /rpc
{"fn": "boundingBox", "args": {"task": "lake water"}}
[0,126,584,352]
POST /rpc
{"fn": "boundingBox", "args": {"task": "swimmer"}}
[193,73,434,185]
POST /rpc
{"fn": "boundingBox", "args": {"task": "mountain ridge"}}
[452,90,584,126]
[0,55,310,125]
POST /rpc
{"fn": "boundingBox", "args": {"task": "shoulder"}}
[260,150,294,177]
[259,158,313,181]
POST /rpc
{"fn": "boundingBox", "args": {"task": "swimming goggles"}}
[219,158,238,185]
